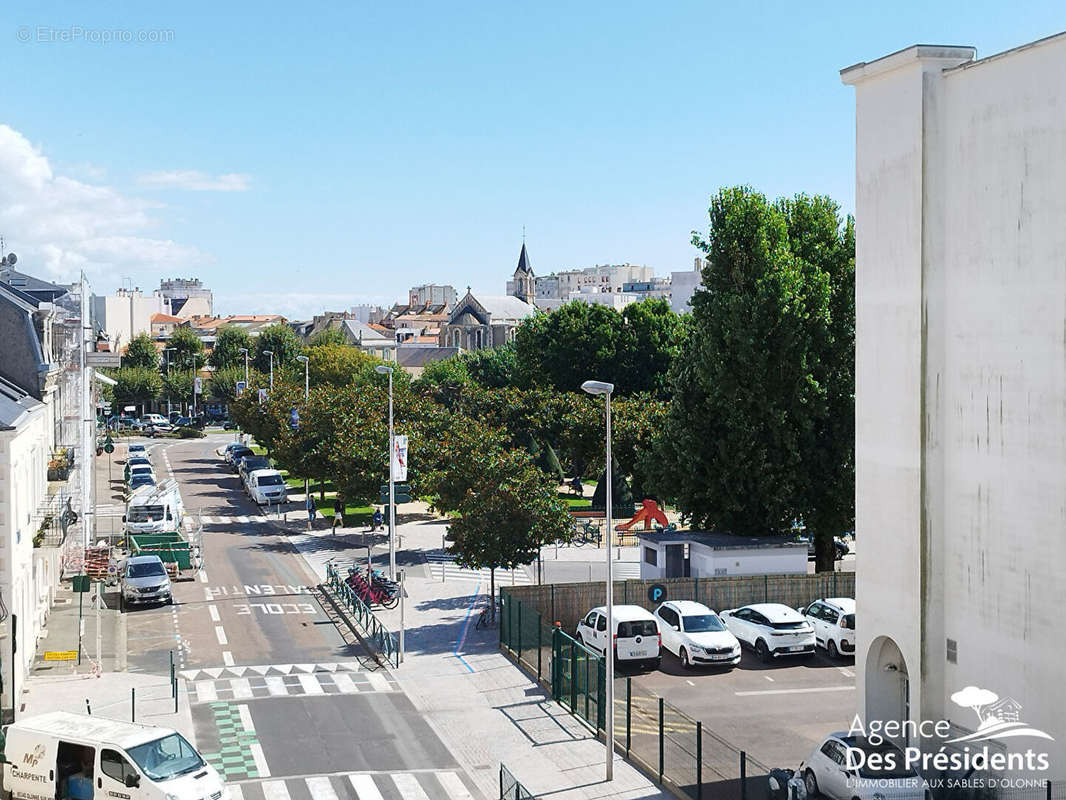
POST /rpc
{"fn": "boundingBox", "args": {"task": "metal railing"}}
[325,561,400,668]
[499,764,537,799]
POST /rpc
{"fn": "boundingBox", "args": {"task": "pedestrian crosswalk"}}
[424,553,533,585]
[229,770,477,800]
[185,663,400,704]
[199,514,271,526]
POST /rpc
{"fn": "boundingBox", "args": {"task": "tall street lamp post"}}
[296,355,310,521]
[581,378,615,782]
[263,350,275,391]
[375,365,396,578]
[163,348,176,417]
[238,347,250,387]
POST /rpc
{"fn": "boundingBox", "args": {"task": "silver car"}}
[122,555,173,605]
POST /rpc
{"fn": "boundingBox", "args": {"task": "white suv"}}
[575,605,661,668]
[720,603,815,662]
[653,601,741,669]
[800,597,855,659]
[802,733,928,800]
[246,469,288,506]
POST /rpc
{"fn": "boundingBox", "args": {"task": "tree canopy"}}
[253,323,303,374]
[210,325,253,370]
[308,327,348,347]
[122,333,159,370]
[111,367,161,412]
[167,327,206,371]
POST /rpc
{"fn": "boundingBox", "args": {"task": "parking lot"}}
[626,643,856,772]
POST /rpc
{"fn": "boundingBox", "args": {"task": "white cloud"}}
[137,170,250,192]
[0,124,205,288]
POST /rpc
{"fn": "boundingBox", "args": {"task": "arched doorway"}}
[865,636,910,744]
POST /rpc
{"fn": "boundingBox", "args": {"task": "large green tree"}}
[122,333,159,370]
[655,186,851,556]
[308,327,348,347]
[167,327,206,371]
[253,324,303,374]
[210,325,253,370]
[111,367,161,415]
[305,343,380,388]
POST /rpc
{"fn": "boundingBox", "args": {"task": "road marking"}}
[438,772,476,800]
[365,671,391,692]
[208,605,220,622]
[215,626,228,645]
[237,704,255,733]
[332,672,358,693]
[686,680,695,686]
[765,675,775,682]
[199,570,208,583]
[391,774,431,800]
[231,678,253,699]
[222,650,234,666]
[203,588,213,601]
[298,673,324,695]
[838,667,855,677]
[228,786,244,800]
[735,686,855,697]
[348,775,384,800]
[237,515,250,524]
[195,681,217,703]
[261,779,287,800]
[304,776,339,800]
[265,676,287,696]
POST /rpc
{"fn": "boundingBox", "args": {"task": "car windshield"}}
[617,620,657,638]
[233,449,253,459]
[128,505,165,523]
[130,476,156,487]
[131,466,152,474]
[126,733,204,782]
[127,561,166,578]
[683,614,726,633]
[243,458,269,470]
[257,474,284,486]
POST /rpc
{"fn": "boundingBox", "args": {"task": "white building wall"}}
[696,547,808,577]
[670,260,703,313]
[845,35,1066,768]
[93,290,163,351]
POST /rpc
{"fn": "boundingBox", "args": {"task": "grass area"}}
[557,491,592,508]
[250,444,268,456]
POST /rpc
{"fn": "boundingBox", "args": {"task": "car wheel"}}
[804,769,819,798]
[166,595,174,606]
[755,639,772,663]
[680,648,691,669]
[827,639,839,659]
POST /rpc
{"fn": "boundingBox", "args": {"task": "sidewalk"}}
[22,582,196,745]
[271,510,673,800]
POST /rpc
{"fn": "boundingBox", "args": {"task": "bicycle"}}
[475,598,501,630]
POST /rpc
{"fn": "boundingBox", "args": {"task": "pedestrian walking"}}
[332,497,343,534]
[371,508,383,532]
[305,494,315,530]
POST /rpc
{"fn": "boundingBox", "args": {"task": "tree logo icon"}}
[947,686,1054,743]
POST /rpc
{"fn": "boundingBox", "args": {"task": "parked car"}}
[800,598,855,659]
[127,473,157,491]
[127,443,147,457]
[797,533,850,561]
[141,413,169,427]
[222,419,238,430]
[575,605,661,668]
[653,601,741,669]
[147,421,175,436]
[217,442,244,461]
[126,465,156,486]
[802,733,928,800]
[227,446,255,471]
[246,469,288,506]
[123,456,152,481]
[238,455,271,485]
[121,554,173,606]
[720,603,815,662]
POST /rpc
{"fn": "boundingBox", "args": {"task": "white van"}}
[2,711,229,800]
[124,480,185,534]
[575,604,661,668]
[245,469,287,506]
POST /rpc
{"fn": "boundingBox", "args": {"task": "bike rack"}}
[325,562,400,668]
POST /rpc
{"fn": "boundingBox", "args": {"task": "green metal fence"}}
[325,561,400,668]
[499,763,537,799]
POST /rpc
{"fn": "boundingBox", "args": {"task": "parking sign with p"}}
[648,583,667,604]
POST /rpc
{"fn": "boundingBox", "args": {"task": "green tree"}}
[167,327,206,371]
[461,342,518,389]
[620,299,688,397]
[210,325,253,370]
[414,356,470,409]
[122,333,159,370]
[161,370,195,413]
[308,327,348,347]
[254,324,303,374]
[111,367,161,415]
[513,303,627,392]
[305,343,380,388]
[655,186,834,539]
[209,366,264,404]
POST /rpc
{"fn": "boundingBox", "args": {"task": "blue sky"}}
[1,1,1062,317]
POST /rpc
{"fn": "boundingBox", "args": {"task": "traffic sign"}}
[103,443,114,454]
[647,583,667,604]
[72,575,91,593]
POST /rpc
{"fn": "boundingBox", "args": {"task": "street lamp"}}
[375,364,396,578]
[163,348,176,417]
[263,350,274,391]
[296,355,311,518]
[238,347,250,388]
[581,378,615,782]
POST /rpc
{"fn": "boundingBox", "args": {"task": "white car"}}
[802,733,928,800]
[246,469,288,506]
[575,605,661,668]
[653,601,741,669]
[128,443,148,457]
[127,464,156,483]
[800,597,855,659]
[719,603,815,662]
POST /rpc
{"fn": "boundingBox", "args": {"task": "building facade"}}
[670,258,705,313]
[158,277,213,317]
[92,288,163,352]
[408,284,456,309]
[535,263,654,299]
[439,291,536,350]
[844,35,1066,770]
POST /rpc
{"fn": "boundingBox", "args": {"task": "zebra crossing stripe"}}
[348,775,384,800]
[297,673,323,695]
[261,781,288,800]
[392,773,431,800]
[437,772,475,800]
[304,777,338,800]
[265,676,286,696]
[332,673,357,694]
[229,771,477,800]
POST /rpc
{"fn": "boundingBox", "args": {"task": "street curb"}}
[315,583,390,670]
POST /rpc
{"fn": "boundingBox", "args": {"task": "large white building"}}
[534,263,654,300]
[844,34,1066,772]
[92,288,164,352]
[670,258,705,314]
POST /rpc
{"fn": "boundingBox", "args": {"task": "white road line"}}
[222,651,234,666]
[332,673,358,694]
[348,775,384,800]
[201,516,213,524]
[237,515,250,524]
[199,571,208,583]
[298,673,324,695]
[195,681,217,703]
[735,686,855,697]
[438,772,475,800]
[265,676,287,696]
[203,588,213,601]
[215,626,228,645]
[304,776,339,800]
[838,667,855,677]
[686,680,695,686]
[237,704,255,733]
[261,778,288,799]
[208,605,220,623]
[764,675,775,682]
[228,786,244,800]
[392,773,431,800]
[231,678,253,700]
[365,671,391,692]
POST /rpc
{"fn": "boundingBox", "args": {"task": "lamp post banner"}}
[392,435,409,482]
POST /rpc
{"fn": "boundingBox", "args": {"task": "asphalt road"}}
[120,434,483,800]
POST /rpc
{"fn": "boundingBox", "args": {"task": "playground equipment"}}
[615,499,669,532]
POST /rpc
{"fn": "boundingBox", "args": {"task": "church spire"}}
[515,242,532,276]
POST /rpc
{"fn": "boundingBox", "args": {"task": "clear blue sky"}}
[2,1,1061,317]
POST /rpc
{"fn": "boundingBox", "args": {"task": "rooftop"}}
[636,530,808,551]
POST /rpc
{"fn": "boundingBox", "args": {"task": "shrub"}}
[177,426,205,439]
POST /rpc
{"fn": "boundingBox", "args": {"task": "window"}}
[682,614,726,633]
[583,612,596,627]
[946,638,957,664]
[617,620,658,638]
[596,615,607,632]
[126,733,203,782]
[127,561,166,578]
[101,749,137,784]
[658,607,677,628]
[643,547,657,566]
